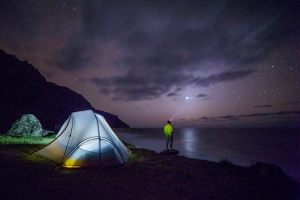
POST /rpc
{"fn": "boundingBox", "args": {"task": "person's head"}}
[167,120,171,124]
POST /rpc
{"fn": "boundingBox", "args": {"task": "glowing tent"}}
[34,110,132,168]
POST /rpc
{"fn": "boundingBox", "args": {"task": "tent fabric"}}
[34,110,132,168]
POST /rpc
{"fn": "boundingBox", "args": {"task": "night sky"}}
[1,0,299,128]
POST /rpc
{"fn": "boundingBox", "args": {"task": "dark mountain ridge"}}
[0,49,129,134]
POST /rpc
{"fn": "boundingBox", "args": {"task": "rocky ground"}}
[0,144,299,200]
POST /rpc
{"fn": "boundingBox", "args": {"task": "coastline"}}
[0,144,299,199]
[114,127,300,180]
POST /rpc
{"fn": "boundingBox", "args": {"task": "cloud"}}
[49,36,96,71]
[253,104,272,108]
[197,94,208,98]
[199,116,220,123]
[199,110,300,123]
[190,69,255,87]
[53,3,295,54]
[2,1,297,101]
[192,110,300,127]
[240,110,300,117]
[196,93,212,101]
[92,69,255,101]
[167,92,179,97]
[218,115,240,121]
[83,0,285,101]
[167,87,182,97]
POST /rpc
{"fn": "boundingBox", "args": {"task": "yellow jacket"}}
[164,124,173,136]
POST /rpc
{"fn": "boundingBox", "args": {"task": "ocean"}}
[113,128,300,180]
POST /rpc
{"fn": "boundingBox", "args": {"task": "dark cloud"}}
[84,0,293,100]
[199,110,300,123]
[196,93,213,101]
[167,88,182,97]
[197,94,208,98]
[53,3,296,57]
[240,110,300,117]
[190,69,255,87]
[49,37,96,71]
[167,92,179,97]
[217,115,240,121]
[1,0,298,102]
[92,69,255,101]
[253,105,272,108]
[193,110,300,127]
[199,116,220,123]
[200,117,208,120]
[92,74,172,101]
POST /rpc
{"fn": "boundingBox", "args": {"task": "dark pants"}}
[166,135,173,149]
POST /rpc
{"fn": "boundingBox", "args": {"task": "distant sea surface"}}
[113,128,300,180]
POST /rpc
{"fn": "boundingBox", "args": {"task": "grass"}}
[0,135,55,145]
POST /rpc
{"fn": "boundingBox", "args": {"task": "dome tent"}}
[34,110,131,168]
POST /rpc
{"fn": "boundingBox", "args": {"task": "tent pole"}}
[60,115,73,167]
[95,113,102,170]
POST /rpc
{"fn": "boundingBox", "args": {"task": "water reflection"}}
[179,128,199,156]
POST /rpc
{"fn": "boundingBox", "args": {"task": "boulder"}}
[7,114,52,137]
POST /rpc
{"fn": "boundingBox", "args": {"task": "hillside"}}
[0,49,129,134]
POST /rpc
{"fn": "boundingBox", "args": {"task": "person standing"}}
[164,120,173,150]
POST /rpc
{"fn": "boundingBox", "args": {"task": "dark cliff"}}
[0,49,129,134]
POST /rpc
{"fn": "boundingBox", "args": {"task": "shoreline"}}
[0,144,299,199]
[114,127,300,181]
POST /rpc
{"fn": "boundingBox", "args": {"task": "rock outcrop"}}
[249,162,287,180]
